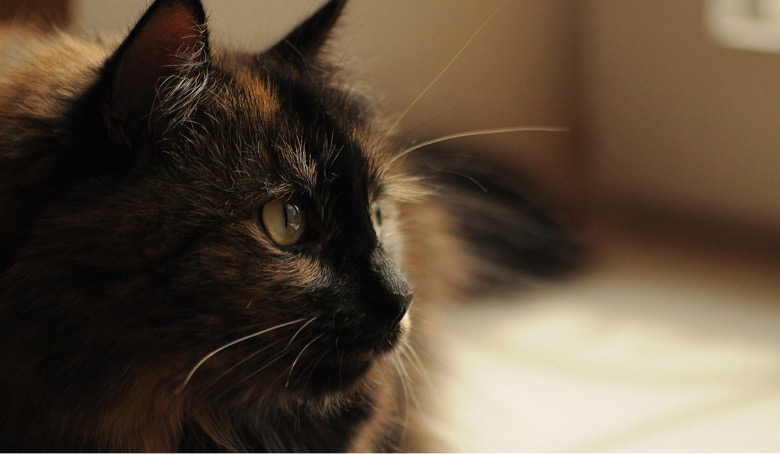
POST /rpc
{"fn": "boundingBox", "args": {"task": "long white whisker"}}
[209,340,282,387]
[390,125,569,165]
[387,0,507,134]
[391,354,412,438]
[395,100,485,144]
[333,0,387,71]
[402,341,432,389]
[215,349,292,401]
[433,168,489,193]
[397,345,424,412]
[176,318,306,394]
[285,334,324,388]
[286,316,318,349]
[300,351,328,392]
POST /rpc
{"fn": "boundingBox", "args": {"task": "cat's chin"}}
[286,355,394,408]
[288,319,409,399]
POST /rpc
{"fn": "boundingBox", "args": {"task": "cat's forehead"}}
[182,54,387,204]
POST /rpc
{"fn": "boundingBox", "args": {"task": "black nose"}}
[368,284,412,331]
[330,247,412,345]
[365,248,412,325]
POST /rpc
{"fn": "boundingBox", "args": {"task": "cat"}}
[0,0,576,451]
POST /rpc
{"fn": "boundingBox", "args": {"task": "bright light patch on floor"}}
[436,229,780,452]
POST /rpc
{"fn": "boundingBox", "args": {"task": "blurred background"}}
[4,0,778,450]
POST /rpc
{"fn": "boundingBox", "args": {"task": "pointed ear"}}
[99,0,209,144]
[270,0,347,61]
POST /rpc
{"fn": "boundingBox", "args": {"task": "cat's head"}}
[7,0,413,410]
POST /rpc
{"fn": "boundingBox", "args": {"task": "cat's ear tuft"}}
[99,0,210,143]
[270,0,347,62]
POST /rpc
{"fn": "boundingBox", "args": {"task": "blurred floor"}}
[432,220,780,452]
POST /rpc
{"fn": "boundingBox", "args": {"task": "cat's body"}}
[0,0,574,451]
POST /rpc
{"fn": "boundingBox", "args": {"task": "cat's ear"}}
[98,0,209,144]
[269,0,347,61]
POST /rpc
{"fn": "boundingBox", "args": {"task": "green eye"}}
[262,198,306,246]
[370,201,383,232]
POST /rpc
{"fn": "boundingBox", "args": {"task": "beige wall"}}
[578,0,780,228]
[0,0,71,28]
[338,1,577,199]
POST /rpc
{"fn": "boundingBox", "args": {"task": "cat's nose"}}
[366,248,412,323]
[358,283,411,351]
[370,285,412,329]
[333,247,413,346]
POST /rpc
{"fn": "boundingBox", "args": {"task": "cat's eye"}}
[370,202,383,233]
[262,199,306,246]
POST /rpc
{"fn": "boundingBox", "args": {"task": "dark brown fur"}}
[0,0,576,451]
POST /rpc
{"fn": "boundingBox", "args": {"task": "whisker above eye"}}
[386,0,508,135]
[331,0,388,74]
[395,100,486,144]
[390,125,570,165]
[176,318,307,395]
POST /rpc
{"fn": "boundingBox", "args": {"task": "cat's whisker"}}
[389,125,570,166]
[393,353,413,424]
[208,340,282,389]
[388,356,409,437]
[331,0,387,76]
[395,100,486,145]
[285,333,324,388]
[224,350,289,397]
[299,351,328,392]
[435,169,489,193]
[392,347,422,444]
[397,345,424,412]
[401,341,432,389]
[386,0,508,135]
[285,316,318,350]
[176,318,307,395]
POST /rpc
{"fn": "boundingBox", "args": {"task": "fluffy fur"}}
[0,0,575,451]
